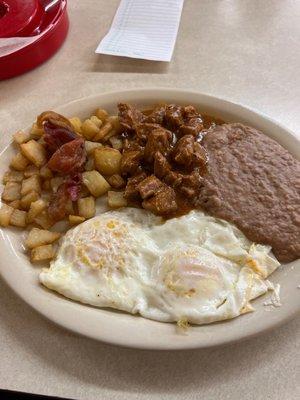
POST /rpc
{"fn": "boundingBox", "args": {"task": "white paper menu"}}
[96,0,185,62]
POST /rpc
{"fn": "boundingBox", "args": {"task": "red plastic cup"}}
[0,0,69,79]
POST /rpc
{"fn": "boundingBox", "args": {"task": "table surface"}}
[0,1,299,399]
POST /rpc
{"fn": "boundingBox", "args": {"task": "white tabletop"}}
[0,1,299,399]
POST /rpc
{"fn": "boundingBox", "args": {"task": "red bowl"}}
[0,0,69,80]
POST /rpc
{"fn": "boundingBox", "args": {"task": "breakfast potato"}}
[2,170,23,184]
[81,119,100,140]
[107,191,127,208]
[21,175,41,196]
[13,130,31,144]
[24,165,39,178]
[8,200,21,209]
[20,140,46,167]
[27,199,47,223]
[90,115,103,128]
[65,199,74,215]
[107,174,125,189]
[84,141,102,155]
[95,108,108,122]
[69,215,85,225]
[25,227,61,249]
[107,116,122,134]
[2,182,21,202]
[31,244,55,262]
[0,204,14,227]
[50,177,64,192]
[20,190,40,210]
[10,152,29,171]
[69,117,82,134]
[39,166,53,179]
[84,155,95,171]
[34,210,54,229]
[82,170,110,197]
[29,123,44,139]
[10,209,27,227]
[94,147,122,175]
[109,136,123,150]
[77,197,95,219]
[93,122,114,142]
[42,179,51,191]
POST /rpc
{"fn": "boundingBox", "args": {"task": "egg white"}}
[40,209,280,325]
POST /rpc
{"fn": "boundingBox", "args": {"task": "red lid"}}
[0,0,69,79]
[0,0,43,38]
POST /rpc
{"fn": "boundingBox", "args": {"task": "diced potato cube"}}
[3,170,23,184]
[20,140,46,167]
[93,122,113,142]
[34,210,54,229]
[107,116,122,134]
[25,227,61,249]
[90,115,103,128]
[85,155,95,171]
[10,209,27,227]
[107,191,127,208]
[94,147,122,176]
[8,200,21,209]
[79,186,90,198]
[50,177,64,192]
[13,130,31,144]
[81,119,100,140]
[31,244,55,262]
[69,117,82,134]
[109,136,123,150]
[27,199,47,223]
[82,171,110,197]
[21,175,41,196]
[69,215,85,225]
[2,182,21,201]
[24,165,39,178]
[65,199,74,215]
[95,108,109,122]
[30,123,44,139]
[10,152,29,171]
[107,174,125,189]
[84,141,102,155]
[39,166,53,179]
[78,197,95,219]
[0,204,14,227]
[20,191,40,210]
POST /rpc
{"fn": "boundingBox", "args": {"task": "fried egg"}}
[39,209,280,325]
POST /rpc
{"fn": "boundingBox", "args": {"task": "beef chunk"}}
[121,150,143,175]
[137,175,164,199]
[154,151,171,178]
[144,106,166,124]
[118,103,145,130]
[178,106,204,136]
[135,123,161,142]
[172,135,207,170]
[142,184,177,215]
[144,127,172,163]
[124,172,147,201]
[179,171,203,198]
[165,104,185,129]
[164,171,183,188]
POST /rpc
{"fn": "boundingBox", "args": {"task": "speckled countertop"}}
[0,1,299,399]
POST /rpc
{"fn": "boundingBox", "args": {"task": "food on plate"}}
[198,123,300,263]
[40,209,279,324]
[0,101,299,326]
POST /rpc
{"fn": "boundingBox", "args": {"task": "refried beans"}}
[199,123,300,263]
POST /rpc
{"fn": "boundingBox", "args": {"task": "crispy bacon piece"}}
[47,138,86,175]
[48,183,69,221]
[44,121,78,154]
[65,173,82,201]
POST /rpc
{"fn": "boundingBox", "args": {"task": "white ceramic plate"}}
[0,88,299,350]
